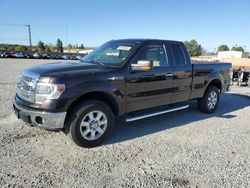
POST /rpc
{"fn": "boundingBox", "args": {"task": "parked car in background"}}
[70,55,78,60]
[0,52,13,58]
[0,51,85,60]
[54,54,63,59]
[75,55,84,60]
[32,52,42,59]
[62,54,71,60]
[14,52,25,58]
[61,54,78,60]
[24,52,33,59]
[49,54,61,59]
[42,53,53,59]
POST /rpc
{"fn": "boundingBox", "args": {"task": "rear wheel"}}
[197,86,220,113]
[67,100,115,148]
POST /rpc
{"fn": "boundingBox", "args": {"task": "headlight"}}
[35,83,65,104]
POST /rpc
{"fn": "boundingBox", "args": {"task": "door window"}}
[134,44,168,67]
[171,44,187,66]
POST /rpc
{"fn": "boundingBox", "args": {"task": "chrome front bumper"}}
[13,101,66,130]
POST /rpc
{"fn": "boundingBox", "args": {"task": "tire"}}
[197,86,220,113]
[66,100,115,148]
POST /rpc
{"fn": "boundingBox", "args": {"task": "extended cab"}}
[13,39,232,147]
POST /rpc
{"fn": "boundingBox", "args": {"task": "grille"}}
[17,74,37,103]
[22,75,33,82]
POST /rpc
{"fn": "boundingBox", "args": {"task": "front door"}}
[125,42,173,113]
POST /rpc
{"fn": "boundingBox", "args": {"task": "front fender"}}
[72,81,124,101]
[61,80,125,114]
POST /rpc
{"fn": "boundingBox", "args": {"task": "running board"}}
[126,105,189,122]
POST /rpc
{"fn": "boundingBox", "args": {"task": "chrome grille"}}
[16,71,39,103]
[21,75,33,82]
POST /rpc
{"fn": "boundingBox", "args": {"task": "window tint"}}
[135,44,168,67]
[171,44,186,65]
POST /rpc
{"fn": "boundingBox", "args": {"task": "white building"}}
[78,49,93,55]
[63,48,93,54]
[218,51,249,58]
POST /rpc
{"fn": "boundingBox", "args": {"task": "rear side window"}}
[171,44,187,66]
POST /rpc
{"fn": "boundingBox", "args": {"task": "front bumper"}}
[13,100,66,130]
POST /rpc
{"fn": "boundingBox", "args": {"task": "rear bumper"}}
[13,100,66,130]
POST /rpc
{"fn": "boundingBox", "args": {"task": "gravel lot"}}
[0,58,250,188]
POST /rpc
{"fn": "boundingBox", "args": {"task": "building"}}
[78,49,93,55]
[63,48,93,54]
[218,51,249,58]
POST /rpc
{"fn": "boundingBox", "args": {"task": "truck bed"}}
[190,62,232,100]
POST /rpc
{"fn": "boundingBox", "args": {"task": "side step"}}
[126,105,189,122]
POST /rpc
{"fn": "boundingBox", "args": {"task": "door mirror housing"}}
[131,60,153,72]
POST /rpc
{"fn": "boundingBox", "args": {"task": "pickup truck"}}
[13,39,232,147]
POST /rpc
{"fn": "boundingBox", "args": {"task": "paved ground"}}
[0,58,249,188]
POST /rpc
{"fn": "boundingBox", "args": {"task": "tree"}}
[56,39,63,53]
[184,39,202,56]
[67,44,73,49]
[218,45,229,52]
[37,41,45,51]
[231,45,244,52]
[15,45,28,51]
[44,45,51,52]
[47,43,56,52]
[7,46,15,51]
[79,44,85,49]
[201,49,212,56]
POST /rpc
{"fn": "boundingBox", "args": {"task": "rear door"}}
[166,42,193,103]
[125,41,173,113]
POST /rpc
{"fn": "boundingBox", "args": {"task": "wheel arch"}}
[206,79,222,93]
[72,91,119,114]
[63,90,121,132]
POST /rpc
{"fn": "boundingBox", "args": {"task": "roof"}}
[111,38,183,44]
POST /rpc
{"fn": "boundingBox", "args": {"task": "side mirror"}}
[131,60,153,72]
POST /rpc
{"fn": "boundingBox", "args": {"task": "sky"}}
[0,0,250,51]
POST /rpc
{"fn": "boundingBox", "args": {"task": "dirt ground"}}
[0,58,249,187]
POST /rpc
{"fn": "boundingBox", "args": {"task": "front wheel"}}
[197,86,220,113]
[67,100,115,148]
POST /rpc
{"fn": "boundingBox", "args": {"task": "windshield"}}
[81,41,138,66]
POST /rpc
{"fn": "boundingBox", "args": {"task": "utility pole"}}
[0,23,32,50]
[25,24,32,50]
[66,26,68,47]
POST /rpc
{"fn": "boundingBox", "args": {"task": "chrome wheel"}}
[207,91,218,110]
[80,111,108,141]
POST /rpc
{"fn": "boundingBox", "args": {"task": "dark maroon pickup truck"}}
[13,39,232,147]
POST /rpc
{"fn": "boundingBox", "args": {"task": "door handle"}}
[165,73,173,78]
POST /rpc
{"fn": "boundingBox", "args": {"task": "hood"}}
[24,61,111,76]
